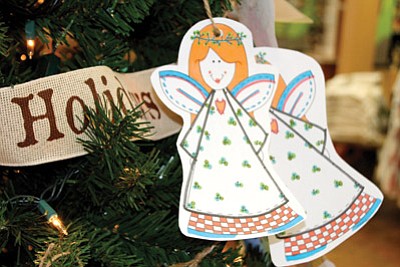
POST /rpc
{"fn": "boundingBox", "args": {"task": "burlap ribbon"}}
[0,66,181,166]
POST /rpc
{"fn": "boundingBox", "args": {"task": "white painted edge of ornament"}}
[275,0,313,24]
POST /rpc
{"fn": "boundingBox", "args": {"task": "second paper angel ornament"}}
[151,18,305,240]
[255,47,383,265]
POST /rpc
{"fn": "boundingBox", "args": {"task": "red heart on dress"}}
[271,119,279,134]
[215,99,226,114]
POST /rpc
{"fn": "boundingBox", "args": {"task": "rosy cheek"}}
[208,70,211,74]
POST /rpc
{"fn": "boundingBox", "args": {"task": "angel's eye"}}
[212,60,215,63]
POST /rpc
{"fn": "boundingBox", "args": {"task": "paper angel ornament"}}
[252,48,383,266]
[151,18,305,240]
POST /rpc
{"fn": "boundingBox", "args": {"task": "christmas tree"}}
[0,0,268,266]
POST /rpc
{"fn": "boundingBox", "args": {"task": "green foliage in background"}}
[0,0,273,266]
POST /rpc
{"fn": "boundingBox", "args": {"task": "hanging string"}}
[202,0,221,36]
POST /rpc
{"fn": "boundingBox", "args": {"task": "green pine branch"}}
[0,20,10,57]
[0,1,253,266]
[74,99,154,210]
[0,0,234,87]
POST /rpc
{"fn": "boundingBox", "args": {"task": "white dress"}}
[265,68,383,265]
[155,70,304,239]
[182,88,285,217]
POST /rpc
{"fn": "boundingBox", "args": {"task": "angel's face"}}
[199,48,235,90]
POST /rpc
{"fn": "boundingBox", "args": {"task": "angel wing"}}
[231,73,276,112]
[276,70,315,118]
[156,70,209,115]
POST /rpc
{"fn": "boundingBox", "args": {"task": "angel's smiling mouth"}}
[209,72,225,84]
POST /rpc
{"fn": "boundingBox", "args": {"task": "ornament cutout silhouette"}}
[254,48,383,266]
[151,18,383,266]
[151,18,306,241]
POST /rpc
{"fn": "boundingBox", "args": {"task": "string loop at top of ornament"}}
[203,0,221,37]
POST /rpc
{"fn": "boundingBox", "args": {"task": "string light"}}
[7,195,68,236]
[20,54,27,61]
[48,215,68,236]
[33,0,45,9]
[38,199,68,236]
[25,20,36,59]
